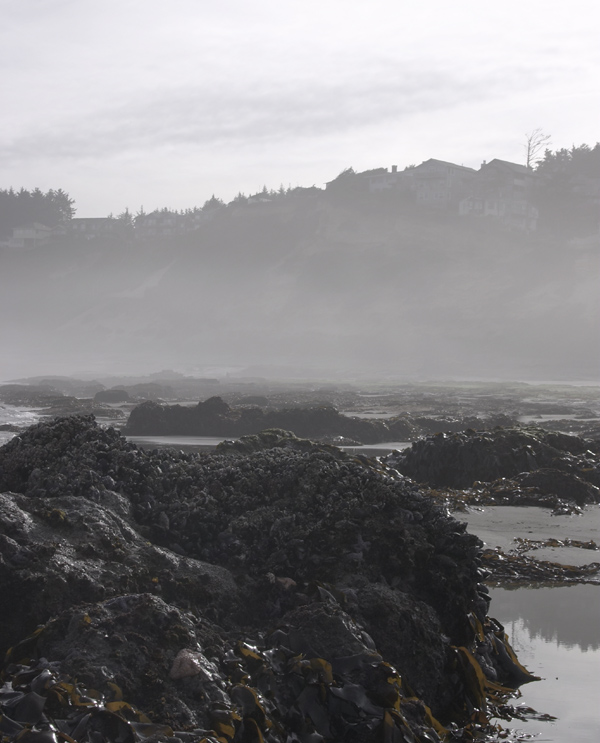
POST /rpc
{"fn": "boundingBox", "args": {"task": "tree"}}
[48,188,76,221]
[535,143,600,178]
[0,187,75,238]
[202,195,225,210]
[524,128,551,169]
[532,142,600,236]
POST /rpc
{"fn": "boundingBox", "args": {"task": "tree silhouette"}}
[524,128,551,169]
[0,187,75,238]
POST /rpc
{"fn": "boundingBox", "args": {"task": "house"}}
[459,196,539,232]
[362,165,416,193]
[70,217,118,239]
[476,159,537,201]
[8,223,53,249]
[460,159,539,231]
[407,159,478,209]
[134,211,186,238]
[324,165,414,194]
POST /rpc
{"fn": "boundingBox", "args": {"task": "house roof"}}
[416,159,477,174]
[483,159,533,176]
[359,167,389,177]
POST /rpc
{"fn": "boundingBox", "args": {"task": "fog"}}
[1,189,598,383]
[1,2,598,384]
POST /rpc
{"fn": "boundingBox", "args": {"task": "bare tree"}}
[524,128,551,169]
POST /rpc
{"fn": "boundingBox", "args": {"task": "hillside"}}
[1,193,598,380]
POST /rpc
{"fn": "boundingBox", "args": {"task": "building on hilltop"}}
[325,159,477,207]
[135,208,223,238]
[325,165,415,194]
[410,159,477,209]
[459,159,539,231]
[477,159,537,201]
[6,222,53,249]
[134,210,186,239]
[363,165,417,193]
[70,217,119,239]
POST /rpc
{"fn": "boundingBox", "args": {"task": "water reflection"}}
[489,584,600,743]
[490,584,600,652]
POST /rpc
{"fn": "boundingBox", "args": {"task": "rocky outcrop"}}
[123,396,516,444]
[388,427,600,495]
[0,416,537,742]
[94,389,131,403]
[0,490,240,654]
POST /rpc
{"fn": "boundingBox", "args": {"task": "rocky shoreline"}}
[0,415,564,742]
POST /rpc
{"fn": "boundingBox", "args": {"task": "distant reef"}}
[123,395,514,444]
[0,415,540,742]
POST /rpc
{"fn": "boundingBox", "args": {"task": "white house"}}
[8,223,53,249]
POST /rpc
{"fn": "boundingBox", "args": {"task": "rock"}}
[33,592,227,730]
[356,583,451,710]
[94,389,130,403]
[388,426,600,494]
[513,467,600,506]
[123,397,513,445]
[0,489,241,655]
[0,415,539,741]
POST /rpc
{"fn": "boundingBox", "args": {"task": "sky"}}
[1,0,599,216]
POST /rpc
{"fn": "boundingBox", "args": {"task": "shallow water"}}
[126,434,232,450]
[517,413,600,424]
[0,405,41,445]
[489,584,600,742]
[463,505,600,569]
[341,441,411,455]
[126,434,412,456]
[340,410,399,419]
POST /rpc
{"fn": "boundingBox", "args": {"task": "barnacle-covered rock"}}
[388,426,600,494]
[0,489,241,655]
[0,415,540,741]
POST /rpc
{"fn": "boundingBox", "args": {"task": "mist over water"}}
[1,198,598,382]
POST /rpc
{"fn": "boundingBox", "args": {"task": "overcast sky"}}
[1,0,599,216]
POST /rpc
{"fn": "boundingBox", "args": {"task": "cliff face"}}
[1,198,598,380]
[0,416,536,741]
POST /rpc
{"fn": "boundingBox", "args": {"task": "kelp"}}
[0,594,544,743]
[513,536,598,553]
[481,547,600,585]
[0,611,534,743]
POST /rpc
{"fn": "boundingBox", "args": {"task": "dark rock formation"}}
[123,395,516,445]
[512,468,600,506]
[388,427,600,496]
[94,389,131,403]
[0,416,537,742]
